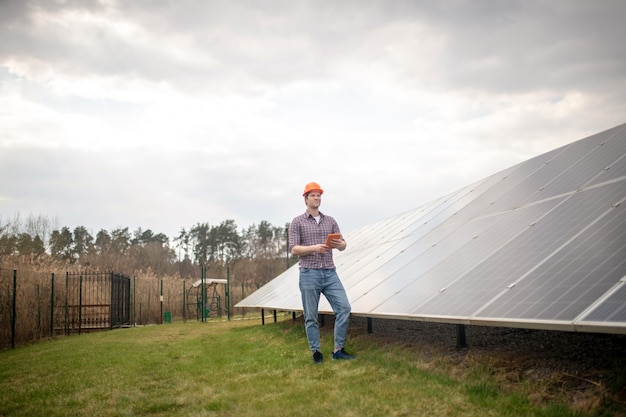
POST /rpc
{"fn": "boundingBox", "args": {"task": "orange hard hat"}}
[302,182,324,196]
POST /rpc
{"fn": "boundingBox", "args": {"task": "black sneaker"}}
[332,348,356,360]
[313,350,323,364]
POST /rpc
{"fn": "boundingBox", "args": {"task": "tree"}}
[190,222,211,266]
[73,226,94,259]
[188,220,244,268]
[15,233,45,256]
[50,227,74,261]
[127,227,175,274]
[130,241,176,275]
[243,220,287,260]
[2,215,290,283]
[215,220,242,264]
[0,213,57,256]
[0,218,10,239]
[110,228,131,255]
[24,214,57,253]
[174,228,190,260]
[95,229,112,254]
[32,235,46,256]
[0,234,16,256]
[130,228,169,247]
[240,220,289,283]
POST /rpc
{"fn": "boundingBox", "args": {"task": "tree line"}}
[0,214,291,284]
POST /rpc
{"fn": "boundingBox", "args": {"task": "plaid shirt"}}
[289,210,342,269]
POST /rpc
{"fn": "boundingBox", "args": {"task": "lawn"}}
[0,317,620,417]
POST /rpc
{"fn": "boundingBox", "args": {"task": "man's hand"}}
[314,243,331,253]
[327,238,346,251]
[291,244,330,256]
[291,240,346,256]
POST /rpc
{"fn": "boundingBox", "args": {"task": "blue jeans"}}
[299,268,351,352]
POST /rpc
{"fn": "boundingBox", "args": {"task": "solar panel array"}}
[236,123,626,334]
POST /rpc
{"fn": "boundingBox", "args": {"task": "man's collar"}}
[305,210,323,218]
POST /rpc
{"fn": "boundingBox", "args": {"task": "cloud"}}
[1,0,625,240]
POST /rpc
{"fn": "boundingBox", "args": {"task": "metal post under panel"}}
[456,324,467,348]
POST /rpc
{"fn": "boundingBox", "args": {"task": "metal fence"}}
[61,272,131,334]
[0,268,260,349]
[0,270,131,348]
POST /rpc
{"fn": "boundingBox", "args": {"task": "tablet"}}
[325,233,342,247]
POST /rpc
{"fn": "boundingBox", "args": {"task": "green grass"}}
[0,318,619,417]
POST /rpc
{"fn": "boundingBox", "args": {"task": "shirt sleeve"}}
[288,216,301,252]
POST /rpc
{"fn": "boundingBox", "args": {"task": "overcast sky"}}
[1,0,625,241]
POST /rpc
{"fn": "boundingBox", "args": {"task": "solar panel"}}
[373,198,563,317]
[419,182,624,319]
[580,278,626,326]
[236,122,626,335]
[476,193,626,322]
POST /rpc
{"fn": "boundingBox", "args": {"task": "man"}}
[289,181,355,364]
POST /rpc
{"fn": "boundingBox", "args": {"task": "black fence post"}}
[11,270,17,349]
[64,272,69,335]
[109,272,114,329]
[182,280,186,322]
[201,266,206,323]
[50,273,55,337]
[226,265,231,321]
[133,276,136,326]
[36,284,41,338]
[78,275,83,335]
